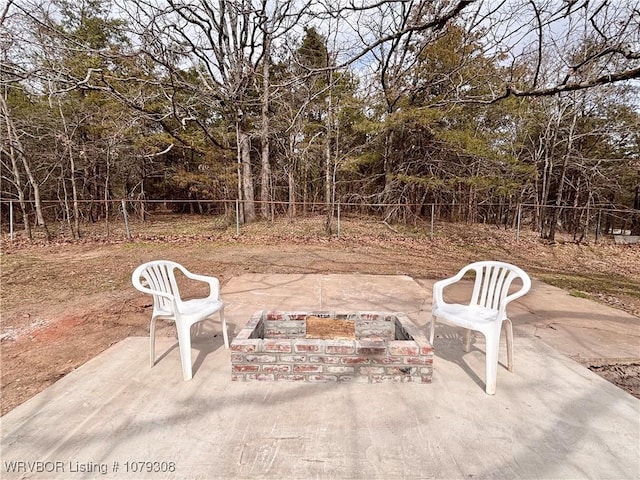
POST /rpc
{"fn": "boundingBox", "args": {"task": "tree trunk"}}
[58,100,80,239]
[239,127,256,223]
[15,140,47,235]
[540,105,563,239]
[548,111,577,242]
[20,148,49,239]
[1,94,32,239]
[260,32,272,220]
[382,129,395,220]
[1,94,49,239]
[324,83,333,234]
[104,146,111,238]
[286,131,297,218]
[631,184,640,235]
[61,165,73,234]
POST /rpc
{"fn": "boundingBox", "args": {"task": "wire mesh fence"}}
[1,198,639,244]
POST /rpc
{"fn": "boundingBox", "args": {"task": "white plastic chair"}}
[132,260,229,381]
[429,261,531,394]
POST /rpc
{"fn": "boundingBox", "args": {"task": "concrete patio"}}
[1,274,639,479]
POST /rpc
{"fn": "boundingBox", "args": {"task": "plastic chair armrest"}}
[503,275,532,306]
[504,289,527,306]
[432,271,466,307]
[180,268,222,301]
[133,283,175,301]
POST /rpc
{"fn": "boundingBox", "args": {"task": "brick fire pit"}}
[231,311,433,383]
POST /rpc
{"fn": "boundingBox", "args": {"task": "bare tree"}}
[259,21,272,220]
[0,2,50,239]
[115,0,308,223]
[3,0,638,239]
[470,0,640,100]
[322,1,639,101]
[0,93,33,238]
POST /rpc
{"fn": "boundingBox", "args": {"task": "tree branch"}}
[507,66,640,98]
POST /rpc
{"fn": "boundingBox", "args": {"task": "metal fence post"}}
[235,199,240,236]
[9,200,14,241]
[337,202,341,238]
[121,199,132,240]
[516,204,522,242]
[430,204,435,240]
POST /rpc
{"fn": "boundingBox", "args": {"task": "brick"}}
[307,375,338,382]
[234,329,252,340]
[294,339,323,353]
[350,376,371,383]
[325,366,355,374]
[370,375,403,383]
[245,373,275,381]
[399,324,421,339]
[356,340,387,355]
[230,354,247,363]
[420,376,433,383]
[279,354,306,363]
[276,374,305,381]
[357,323,388,332]
[309,355,340,364]
[263,364,291,373]
[263,340,292,353]
[248,311,264,323]
[388,342,419,356]
[385,366,415,375]
[358,334,392,342]
[264,328,305,338]
[244,354,277,363]
[231,374,245,381]
[230,340,260,353]
[267,320,305,328]
[232,364,260,373]
[359,366,385,375]
[265,319,305,329]
[239,313,264,336]
[371,356,404,365]
[405,356,430,365]
[325,340,355,355]
[293,364,323,374]
[420,344,434,355]
[341,356,371,365]
[309,312,333,318]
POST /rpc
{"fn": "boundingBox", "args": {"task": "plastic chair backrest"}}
[133,261,181,314]
[465,261,531,312]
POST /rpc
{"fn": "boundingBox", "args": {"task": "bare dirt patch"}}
[588,362,640,399]
[2,215,639,414]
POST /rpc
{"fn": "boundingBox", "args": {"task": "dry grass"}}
[1,213,639,414]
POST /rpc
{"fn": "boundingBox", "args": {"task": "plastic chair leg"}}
[149,317,157,368]
[484,326,502,395]
[176,322,194,381]
[504,319,514,372]
[220,307,229,348]
[429,315,436,344]
[463,329,473,352]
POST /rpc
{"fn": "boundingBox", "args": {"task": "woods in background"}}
[2,0,639,240]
